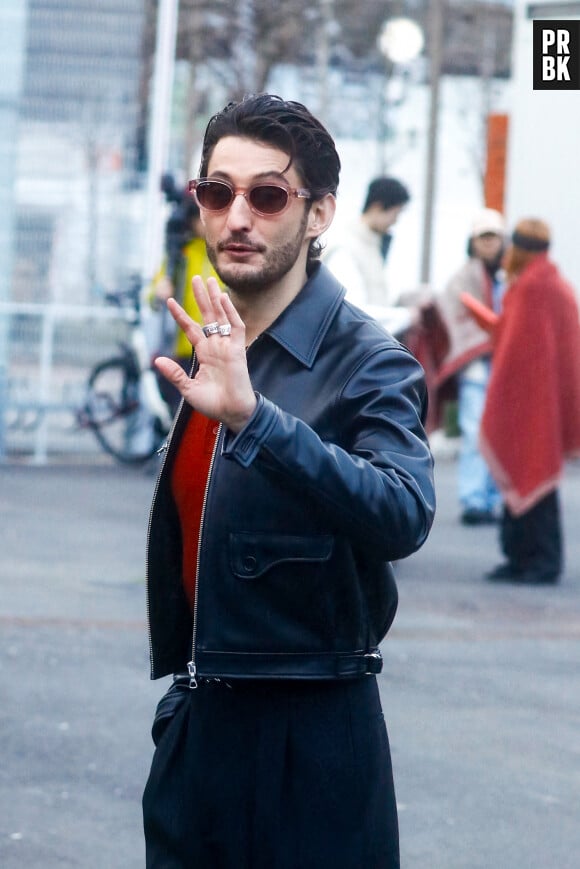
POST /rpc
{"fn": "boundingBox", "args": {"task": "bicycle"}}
[78,276,174,464]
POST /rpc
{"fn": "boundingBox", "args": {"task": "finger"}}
[204,279,231,333]
[166,298,204,345]
[201,279,245,342]
[220,292,245,331]
[215,294,246,344]
[201,291,240,345]
[205,277,226,315]
[154,356,192,393]
[192,275,216,323]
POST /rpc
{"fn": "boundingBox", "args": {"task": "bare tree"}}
[140,0,512,172]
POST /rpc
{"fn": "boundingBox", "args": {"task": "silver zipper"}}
[187,660,198,689]
[188,421,222,687]
[148,343,254,682]
[185,338,260,685]
[145,368,191,679]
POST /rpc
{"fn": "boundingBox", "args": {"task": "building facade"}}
[9,0,147,304]
[505,0,580,292]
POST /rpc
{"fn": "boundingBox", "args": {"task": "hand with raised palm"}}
[155,276,257,433]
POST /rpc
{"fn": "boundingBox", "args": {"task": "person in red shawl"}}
[479,218,580,584]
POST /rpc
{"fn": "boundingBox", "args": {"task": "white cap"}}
[470,208,505,238]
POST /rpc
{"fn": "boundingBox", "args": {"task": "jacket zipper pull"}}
[187,660,198,690]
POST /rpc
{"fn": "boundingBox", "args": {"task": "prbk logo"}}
[533,20,580,89]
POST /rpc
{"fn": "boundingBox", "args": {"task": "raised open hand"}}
[154,276,257,432]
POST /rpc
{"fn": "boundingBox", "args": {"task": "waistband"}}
[173,649,383,689]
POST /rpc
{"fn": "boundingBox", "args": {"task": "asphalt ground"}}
[1,453,579,868]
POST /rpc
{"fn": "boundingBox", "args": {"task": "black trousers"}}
[500,489,562,580]
[143,676,399,869]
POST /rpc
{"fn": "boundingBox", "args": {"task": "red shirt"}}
[171,412,219,611]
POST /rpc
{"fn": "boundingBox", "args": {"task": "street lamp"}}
[378,17,425,65]
[376,17,424,172]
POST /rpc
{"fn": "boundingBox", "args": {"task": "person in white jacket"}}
[323,176,410,309]
[436,208,506,525]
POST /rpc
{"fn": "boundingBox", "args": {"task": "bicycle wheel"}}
[83,357,164,464]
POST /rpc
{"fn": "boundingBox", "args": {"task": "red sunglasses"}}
[189,178,311,216]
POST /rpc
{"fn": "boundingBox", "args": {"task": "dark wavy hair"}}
[198,93,341,262]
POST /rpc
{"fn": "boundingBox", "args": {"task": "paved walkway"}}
[1,455,579,867]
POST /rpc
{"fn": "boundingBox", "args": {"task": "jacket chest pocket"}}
[229,532,334,580]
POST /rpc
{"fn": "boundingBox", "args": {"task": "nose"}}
[225,192,253,232]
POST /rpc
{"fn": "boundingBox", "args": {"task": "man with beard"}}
[143,94,435,869]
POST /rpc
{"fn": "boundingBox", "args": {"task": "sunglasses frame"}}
[189,178,312,217]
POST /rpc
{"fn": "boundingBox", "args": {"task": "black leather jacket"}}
[146,263,435,682]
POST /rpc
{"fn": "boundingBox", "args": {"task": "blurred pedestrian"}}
[323,175,410,308]
[481,218,580,584]
[436,208,506,525]
[149,194,223,410]
[142,93,435,868]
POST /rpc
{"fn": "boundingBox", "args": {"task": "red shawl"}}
[480,254,580,515]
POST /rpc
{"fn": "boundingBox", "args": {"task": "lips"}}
[218,236,263,255]
[223,243,257,253]
[218,241,264,261]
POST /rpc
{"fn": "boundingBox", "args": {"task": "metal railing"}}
[0,301,135,464]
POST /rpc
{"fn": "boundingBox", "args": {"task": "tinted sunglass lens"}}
[197,181,232,211]
[250,185,289,214]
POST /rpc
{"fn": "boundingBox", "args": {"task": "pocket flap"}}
[230,532,334,579]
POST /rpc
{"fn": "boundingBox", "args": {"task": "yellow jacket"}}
[151,236,223,359]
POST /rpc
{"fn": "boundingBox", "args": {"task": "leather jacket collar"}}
[263,262,346,368]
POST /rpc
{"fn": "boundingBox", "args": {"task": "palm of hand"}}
[155,276,257,433]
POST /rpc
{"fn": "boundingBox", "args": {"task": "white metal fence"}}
[0,302,135,463]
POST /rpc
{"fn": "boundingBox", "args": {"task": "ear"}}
[306,193,336,239]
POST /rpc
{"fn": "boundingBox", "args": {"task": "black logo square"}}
[533,20,580,90]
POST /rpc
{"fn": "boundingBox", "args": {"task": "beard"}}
[206,209,309,296]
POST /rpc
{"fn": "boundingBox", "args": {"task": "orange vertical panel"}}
[484,113,509,213]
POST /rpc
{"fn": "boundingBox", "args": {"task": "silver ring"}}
[218,323,232,336]
[202,321,219,337]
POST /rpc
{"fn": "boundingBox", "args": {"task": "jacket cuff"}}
[221,393,278,468]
